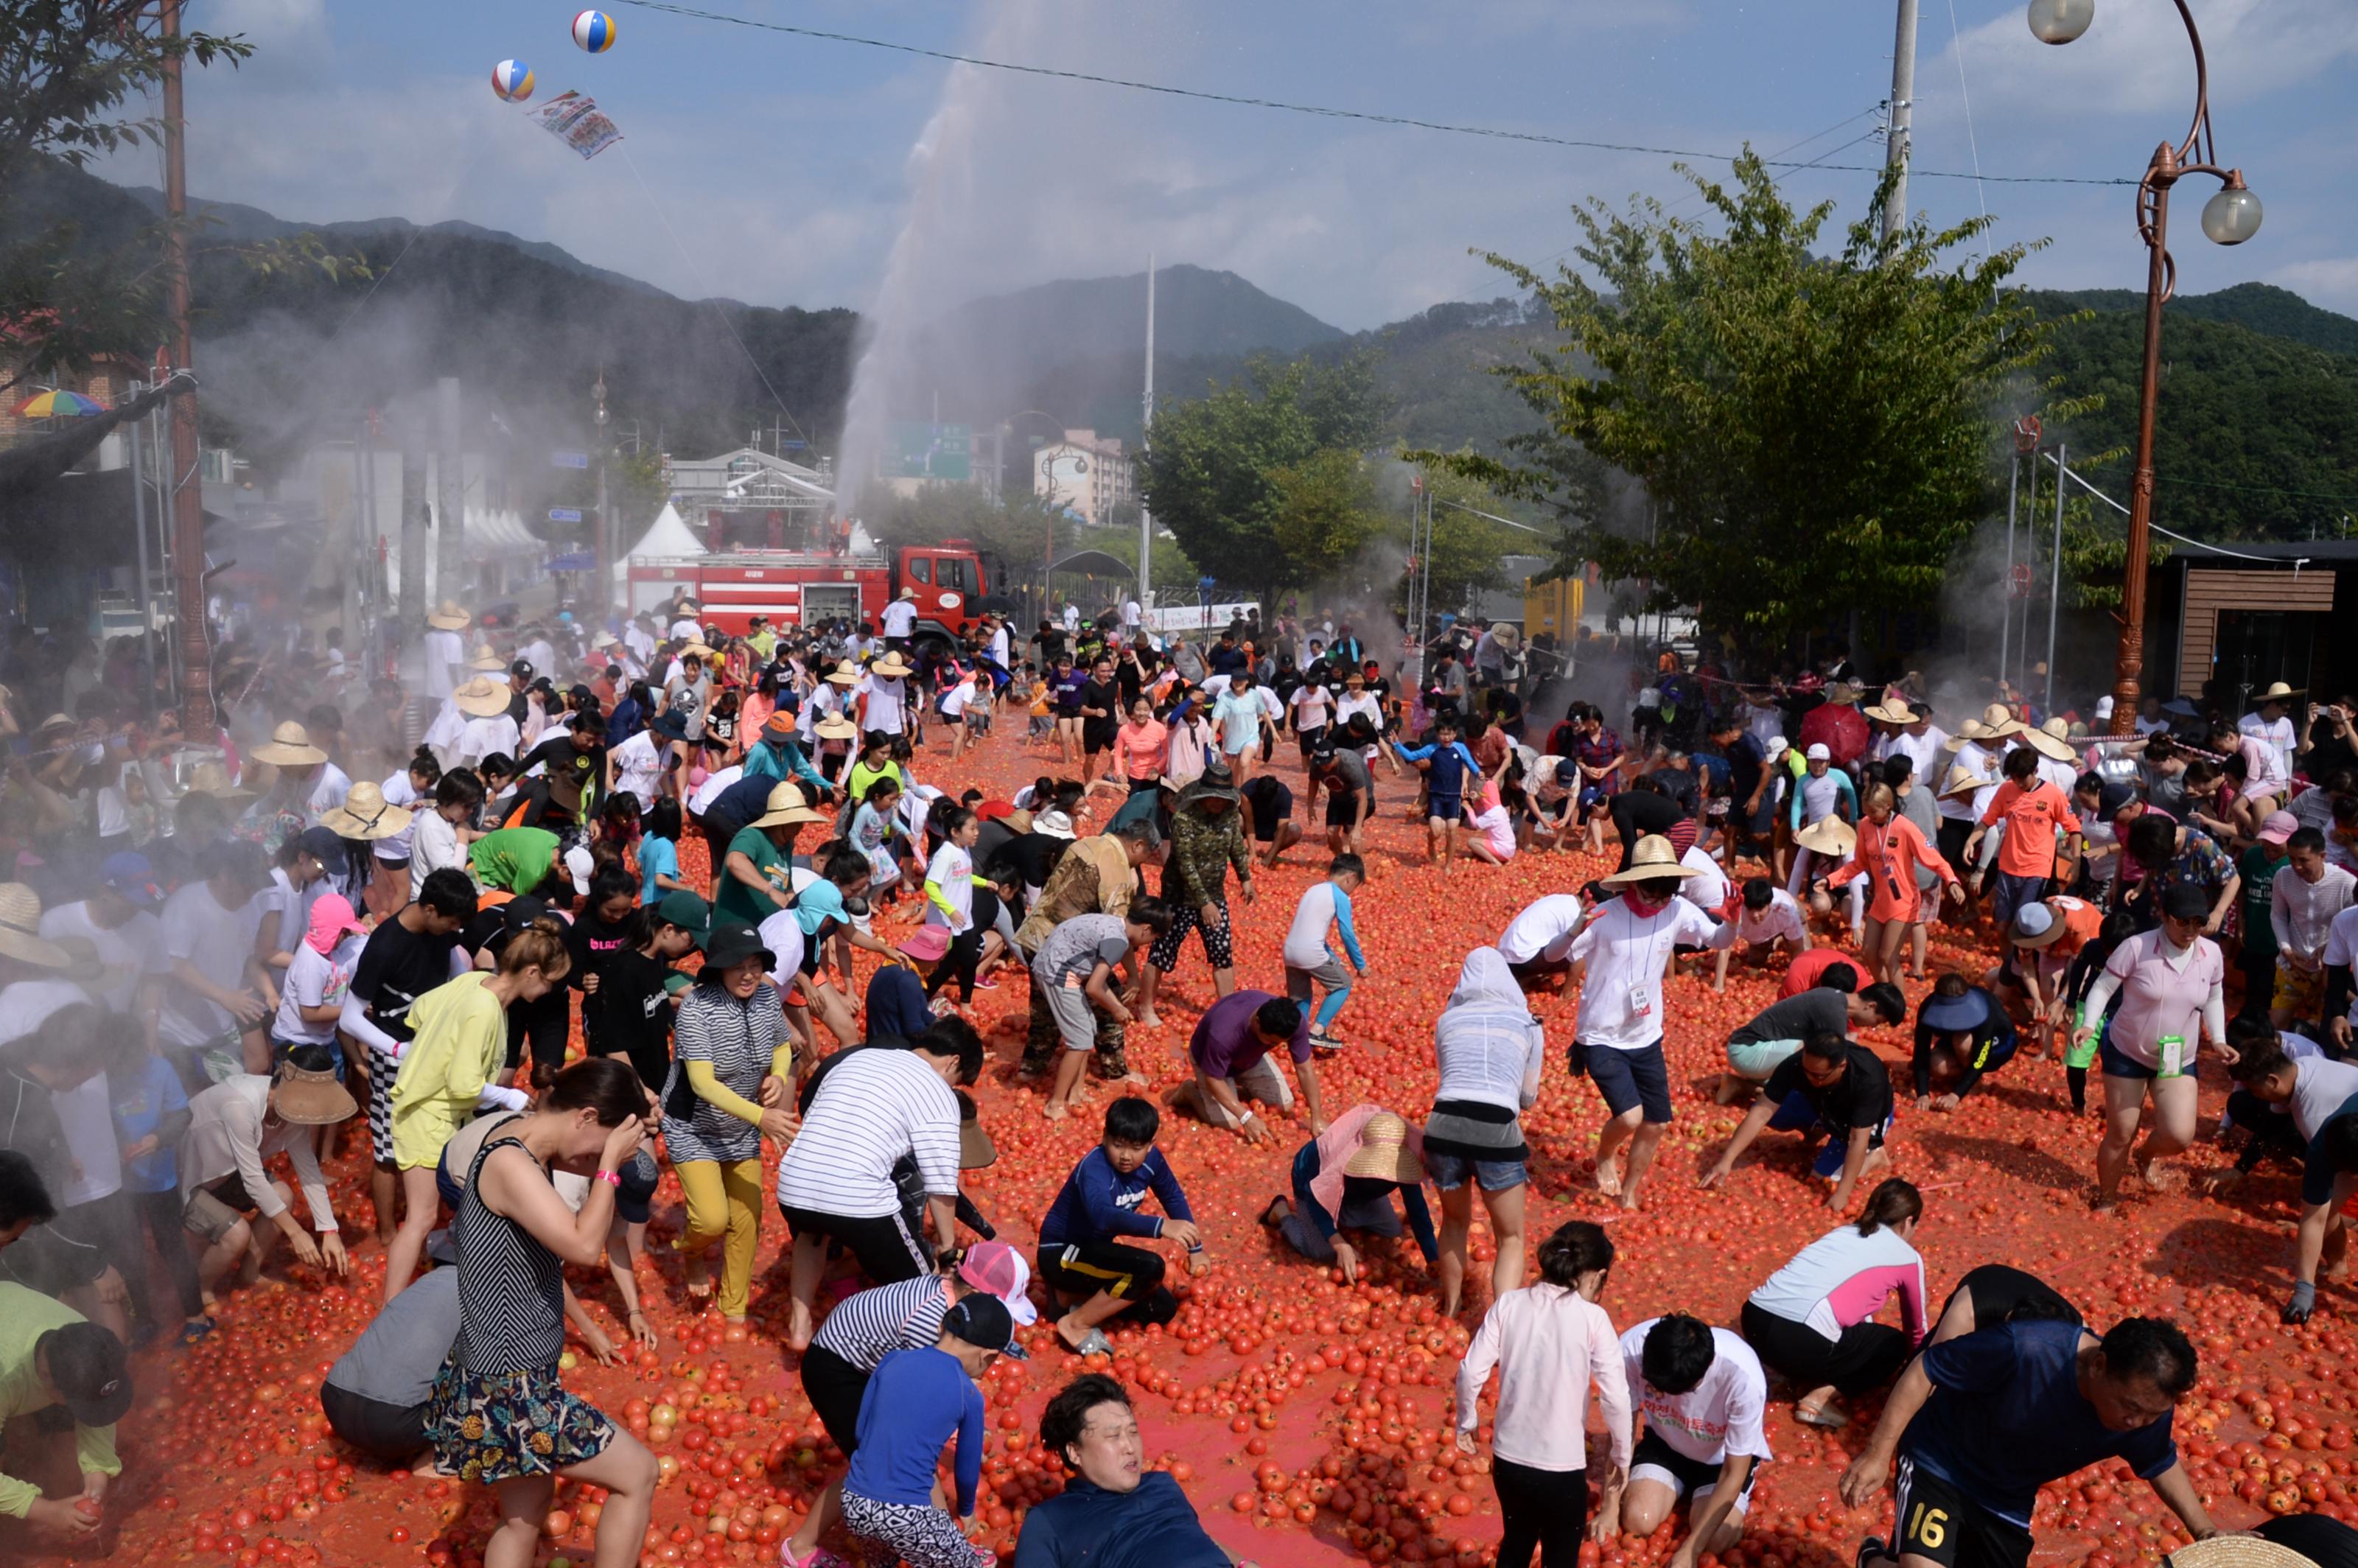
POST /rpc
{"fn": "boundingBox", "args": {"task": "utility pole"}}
[1138,254,1155,611]
[125,378,155,713]
[160,0,212,734]
[435,377,465,608]
[346,421,365,662]
[1881,0,1919,249]
[594,368,610,620]
[398,444,427,634]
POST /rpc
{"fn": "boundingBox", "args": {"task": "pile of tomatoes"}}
[82,734,2358,1568]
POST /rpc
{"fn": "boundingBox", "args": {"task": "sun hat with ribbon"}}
[1942,720,1990,752]
[1794,816,1858,858]
[871,653,914,679]
[1601,835,1701,887]
[249,721,328,768]
[1937,763,1986,799]
[427,599,471,631]
[1341,1111,1427,1186]
[183,759,254,803]
[825,662,860,687]
[2019,715,2076,763]
[452,677,511,718]
[319,780,414,841]
[466,643,507,672]
[1979,702,2026,738]
[815,713,859,741]
[1864,700,1915,724]
[751,782,826,830]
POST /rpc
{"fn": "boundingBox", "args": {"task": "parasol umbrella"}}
[13,389,107,419]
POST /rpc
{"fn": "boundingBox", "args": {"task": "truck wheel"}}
[913,631,956,666]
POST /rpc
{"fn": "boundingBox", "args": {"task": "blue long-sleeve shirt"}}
[1038,1145,1194,1248]
[1329,885,1365,970]
[1289,1141,1440,1261]
[744,735,830,792]
[846,1345,986,1515]
[1392,739,1481,797]
[1012,1473,1231,1568]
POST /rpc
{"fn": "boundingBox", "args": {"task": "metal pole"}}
[125,380,155,715]
[2047,442,2067,715]
[1881,0,1920,249]
[1139,254,1155,611]
[435,377,466,608]
[594,369,611,620]
[160,0,213,735]
[1999,454,2018,681]
[2113,175,2172,735]
[346,424,365,662]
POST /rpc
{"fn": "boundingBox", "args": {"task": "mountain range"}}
[10,157,2357,543]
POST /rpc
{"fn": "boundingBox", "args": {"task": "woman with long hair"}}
[1427,948,1545,1316]
[426,1057,659,1568]
[1740,1177,1927,1429]
[1818,783,1965,988]
[1455,1219,1630,1567]
[382,920,570,1302]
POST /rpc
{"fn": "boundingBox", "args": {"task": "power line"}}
[609,0,2136,187]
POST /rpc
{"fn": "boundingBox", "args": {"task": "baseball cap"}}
[2099,781,2139,819]
[41,1321,133,1427]
[1804,743,1830,761]
[2160,883,2212,922]
[510,659,535,680]
[304,892,368,954]
[942,1293,1024,1359]
[956,1240,1040,1328]
[654,890,711,948]
[2257,811,2300,846]
[99,851,162,909]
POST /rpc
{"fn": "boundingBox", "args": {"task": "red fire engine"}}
[624,535,1010,653]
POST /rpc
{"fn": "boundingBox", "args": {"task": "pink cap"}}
[304,893,367,954]
[2257,811,2301,846]
[898,925,951,963]
[956,1240,1038,1325]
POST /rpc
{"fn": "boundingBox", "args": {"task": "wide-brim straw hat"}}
[273,1057,358,1125]
[825,662,860,687]
[2256,681,2303,703]
[751,782,826,830]
[1942,721,1988,752]
[959,1119,998,1170]
[319,780,415,841]
[466,643,507,672]
[815,714,859,741]
[1824,681,1864,705]
[427,599,471,631]
[250,721,328,767]
[1979,702,2026,738]
[0,883,69,969]
[1794,816,1858,858]
[1601,834,1701,886]
[453,677,511,718]
[1341,1112,1425,1185]
[2160,1539,2309,1568]
[1937,763,1986,799]
[1864,701,1915,724]
[2021,719,2077,762]
[680,643,720,662]
[183,759,254,802]
[870,654,914,679]
[591,631,619,651]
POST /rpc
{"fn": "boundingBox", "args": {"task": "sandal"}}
[1259,1196,1291,1228]
[1794,1400,1850,1429]
[178,1316,217,1346]
[1066,1327,1113,1357]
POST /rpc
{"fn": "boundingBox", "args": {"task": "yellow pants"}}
[672,1158,764,1318]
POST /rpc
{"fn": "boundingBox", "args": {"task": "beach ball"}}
[571,10,617,52]
[491,60,535,102]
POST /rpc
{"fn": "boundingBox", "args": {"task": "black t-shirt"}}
[522,735,605,816]
[708,773,780,833]
[1241,775,1293,831]
[1116,659,1148,708]
[349,917,462,1046]
[567,908,640,1036]
[2305,717,2358,785]
[1648,768,1701,818]
[1080,679,1121,726]
[1726,737,1765,808]
[1765,1043,1894,1130]
[1609,790,1687,855]
[1001,831,1066,892]
[594,945,679,1073]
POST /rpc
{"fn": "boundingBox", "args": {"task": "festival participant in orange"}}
[1816,783,1965,988]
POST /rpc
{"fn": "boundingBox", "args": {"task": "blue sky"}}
[112,0,2358,329]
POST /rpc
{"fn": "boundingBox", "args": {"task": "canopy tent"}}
[621,500,707,562]
[1046,549,1135,581]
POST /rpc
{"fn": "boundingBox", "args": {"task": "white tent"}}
[623,500,707,562]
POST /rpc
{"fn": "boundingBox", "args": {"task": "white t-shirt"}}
[423,629,465,699]
[926,842,974,931]
[1941,740,1996,823]
[2287,1055,2358,1142]
[689,766,744,816]
[1472,803,1516,859]
[1570,896,1730,1050]
[1731,889,1808,948]
[610,729,667,810]
[2323,908,2358,1027]
[1620,1319,1774,1468]
[1498,895,1586,967]
[940,680,976,718]
[881,601,917,639]
[379,771,421,861]
[158,881,267,1049]
[306,763,353,823]
[1284,881,1348,970]
[1290,683,1333,732]
[37,901,164,1012]
[669,616,704,641]
[54,1077,122,1205]
[1679,845,1730,913]
[411,809,466,898]
[861,676,907,735]
[2241,713,2298,785]
[272,933,363,1046]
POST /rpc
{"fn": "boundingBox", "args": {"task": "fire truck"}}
[623,533,1012,654]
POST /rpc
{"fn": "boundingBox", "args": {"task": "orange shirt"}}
[1978,780,2082,878]
[2045,894,2102,957]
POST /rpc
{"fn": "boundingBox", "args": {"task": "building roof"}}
[663,447,834,510]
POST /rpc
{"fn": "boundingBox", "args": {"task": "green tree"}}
[1418,152,2087,645]
[0,2,253,393]
[1138,352,1382,598]
[1404,460,1547,619]
[864,482,1077,590]
[1269,449,1382,584]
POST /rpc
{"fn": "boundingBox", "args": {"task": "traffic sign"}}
[780,439,808,451]
[552,450,590,469]
[2008,562,2034,599]
[548,507,584,524]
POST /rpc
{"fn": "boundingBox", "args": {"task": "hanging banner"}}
[529,91,624,161]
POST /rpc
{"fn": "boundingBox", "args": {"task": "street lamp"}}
[2031,0,2260,735]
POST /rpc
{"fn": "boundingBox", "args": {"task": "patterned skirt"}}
[424,1360,617,1485]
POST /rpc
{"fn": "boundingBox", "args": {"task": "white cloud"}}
[2273,257,2358,314]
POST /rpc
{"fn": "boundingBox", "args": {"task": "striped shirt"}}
[776,1048,960,1218]
[811,1275,957,1372]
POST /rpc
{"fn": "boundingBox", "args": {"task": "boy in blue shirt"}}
[839,1295,1014,1568]
[1037,1098,1207,1357]
[1392,716,1483,871]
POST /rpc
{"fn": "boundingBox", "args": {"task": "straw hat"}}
[1937,763,1986,799]
[591,631,619,651]
[1941,721,1987,752]
[825,662,860,687]
[1979,702,2025,738]
[2021,715,2077,763]
[319,780,415,841]
[680,643,719,662]
[870,654,914,679]
[1600,835,1701,886]
[466,643,506,672]
[178,759,252,804]
[1340,1112,1425,1186]
[1824,681,1864,705]
[453,677,511,718]
[2159,1539,2309,1568]
[0,884,70,969]
[250,721,328,767]
[751,782,827,830]
[896,587,918,602]
[815,713,859,741]
[2256,681,2302,703]
[427,599,471,631]
[1864,700,1915,724]
[1794,816,1858,858]
[271,1054,359,1126]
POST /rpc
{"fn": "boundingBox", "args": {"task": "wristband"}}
[595,1169,622,1189]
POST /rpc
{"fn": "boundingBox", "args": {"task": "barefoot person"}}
[1910,975,2020,1112]
[1816,784,1965,989]
[1715,973,1905,1107]
[1739,1178,1927,1430]
[1260,1106,1438,1285]
[2071,883,2228,1208]
[1032,904,1172,1120]
[1036,1097,1206,1356]
[1425,948,1545,1317]
[1608,1313,1771,1568]
[1700,1030,1896,1211]
[1164,991,1328,1142]
[1571,836,1736,1210]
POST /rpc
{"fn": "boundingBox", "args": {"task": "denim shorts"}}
[1422,1148,1527,1194]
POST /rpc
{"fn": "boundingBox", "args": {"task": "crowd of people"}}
[0,587,2349,1568]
